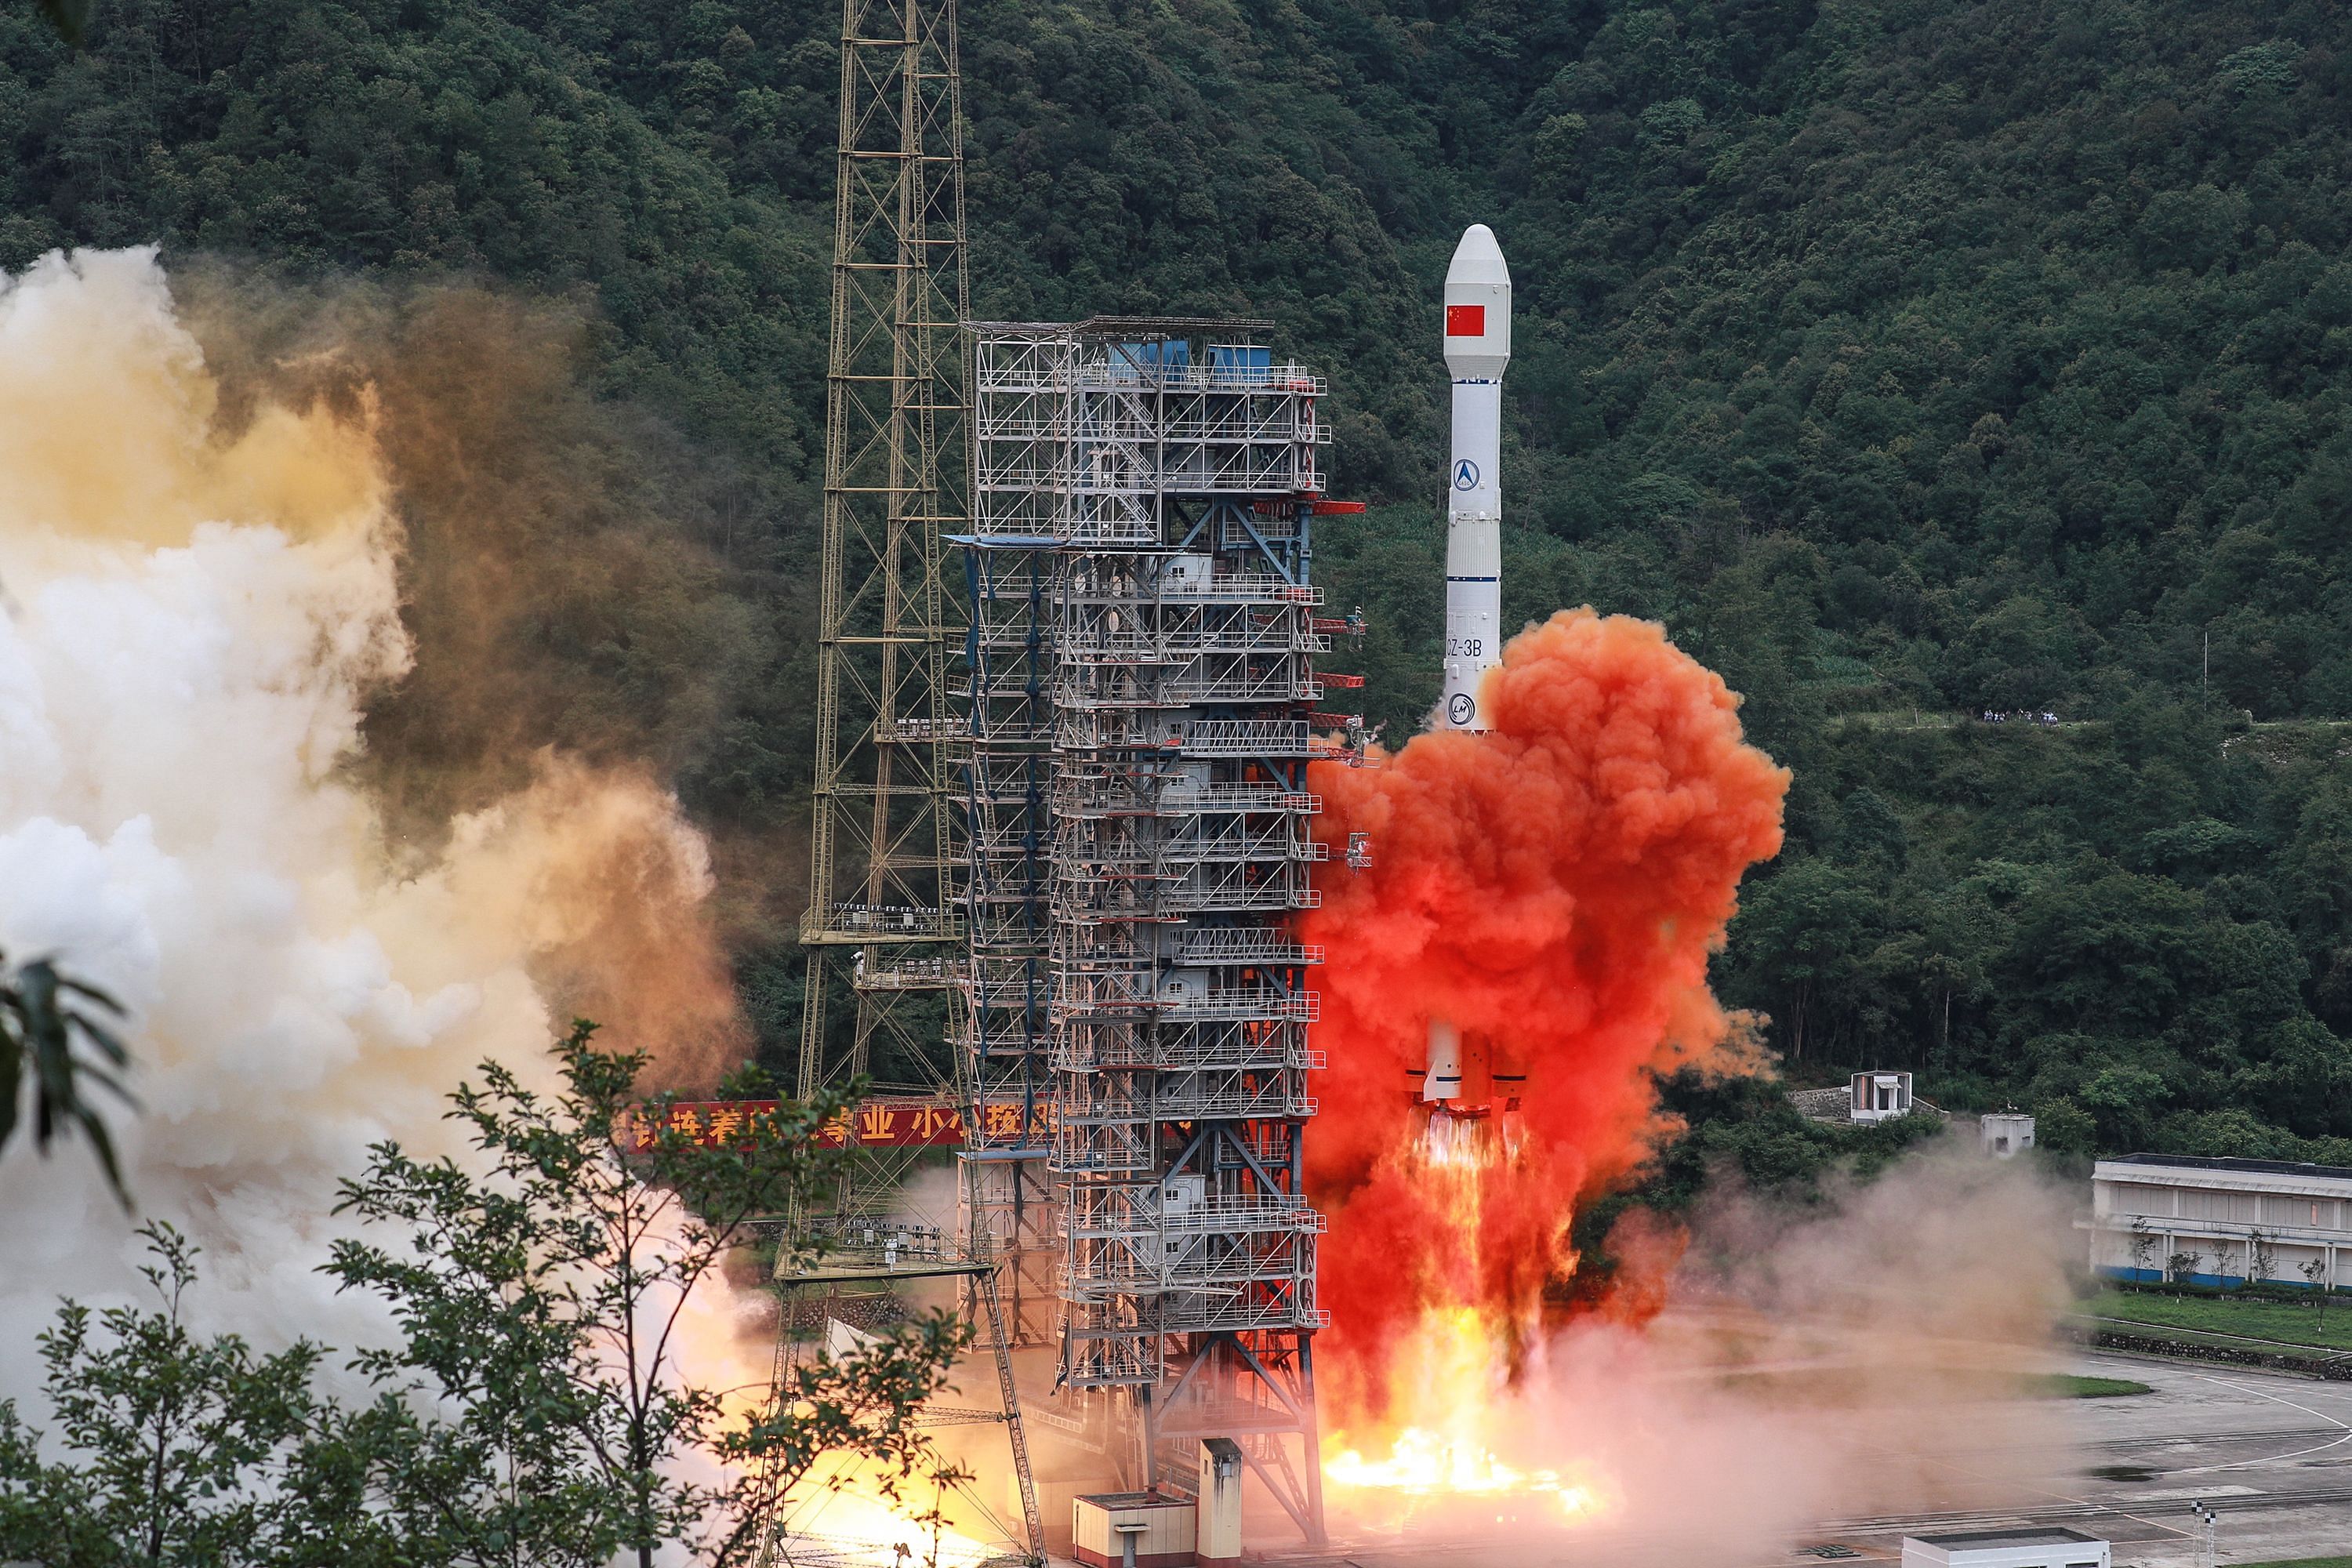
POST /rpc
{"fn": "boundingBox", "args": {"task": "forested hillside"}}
[9,0,2352,1165]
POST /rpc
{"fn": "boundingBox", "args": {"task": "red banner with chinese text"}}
[626,1098,1051,1152]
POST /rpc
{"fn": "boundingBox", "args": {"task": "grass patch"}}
[2034,1374,2154,1399]
[2086,1464,2158,1481]
[1718,1368,2151,1405]
[2087,1288,2352,1351]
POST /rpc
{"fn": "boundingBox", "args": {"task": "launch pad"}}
[778,3,1509,1561]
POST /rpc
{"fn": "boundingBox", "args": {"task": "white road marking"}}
[2164,1375,2352,1475]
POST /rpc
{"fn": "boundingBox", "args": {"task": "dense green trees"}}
[0,1031,966,1567]
[10,0,2352,1156]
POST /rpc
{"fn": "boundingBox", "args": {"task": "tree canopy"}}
[0,1029,968,1568]
[8,0,2352,1160]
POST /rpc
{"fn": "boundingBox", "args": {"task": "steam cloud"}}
[0,249,739,1391]
[1329,1145,2081,1556]
[1304,608,1789,1416]
[1301,610,2083,1556]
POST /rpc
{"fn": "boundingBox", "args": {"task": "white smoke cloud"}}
[0,248,728,1396]
[1322,1138,2083,1558]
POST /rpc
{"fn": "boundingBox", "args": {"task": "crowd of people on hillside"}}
[1978,709,2061,724]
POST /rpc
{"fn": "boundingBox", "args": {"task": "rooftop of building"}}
[969,314,1276,340]
[1910,1526,2101,1546]
[2105,1152,2352,1182]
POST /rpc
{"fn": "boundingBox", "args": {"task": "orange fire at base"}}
[773,1476,1000,1568]
[1323,1305,1613,1526]
[1305,608,1788,1451]
[1318,1120,1616,1528]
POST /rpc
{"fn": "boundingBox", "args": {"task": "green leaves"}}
[323,1022,961,1568]
[31,0,93,45]
[0,1224,343,1568]
[1,951,134,1206]
[1,1028,962,1568]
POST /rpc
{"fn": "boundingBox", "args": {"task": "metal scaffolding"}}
[960,321,1336,1544]
[798,0,967,1104]
[949,525,1061,1351]
[775,2,1042,1561]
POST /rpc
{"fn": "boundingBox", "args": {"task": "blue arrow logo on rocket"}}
[1453,459,1479,491]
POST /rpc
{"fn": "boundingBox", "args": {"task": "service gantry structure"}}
[958,321,1345,1545]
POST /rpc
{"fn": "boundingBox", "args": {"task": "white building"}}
[1849,1070,1914,1123]
[2089,1153,2352,1289]
[1073,1492,1193,1568]
[1981,1112,2035,1158]
[1901,1527,2108,1568]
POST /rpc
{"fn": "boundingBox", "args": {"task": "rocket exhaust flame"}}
[1327,1423,1602,1512]
[1308,224,1788,1522]
[1305,608,1788,1458]
[1323,1304,1613,1526]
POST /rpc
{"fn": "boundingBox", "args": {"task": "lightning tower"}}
[799,0,967,1105]
[772,2,1043,1559]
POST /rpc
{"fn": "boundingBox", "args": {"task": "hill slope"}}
[9,0,2352,1160]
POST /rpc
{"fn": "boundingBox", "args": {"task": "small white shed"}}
[1073,1491,1194,1568]
[1981,1112,2035,1157]
[1849,1070,1914,1123]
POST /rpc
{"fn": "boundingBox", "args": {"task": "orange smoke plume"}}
[1304,608,1788,1419]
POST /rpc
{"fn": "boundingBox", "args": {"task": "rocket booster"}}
[1439,223,1511,732]
[1421,226,1519,1119]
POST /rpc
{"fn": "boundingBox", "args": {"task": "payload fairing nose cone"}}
[1440,224,1510,732]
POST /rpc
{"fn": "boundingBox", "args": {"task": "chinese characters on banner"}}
[627,1098,1052,1152]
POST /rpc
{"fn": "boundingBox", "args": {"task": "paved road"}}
[1266,1352,2352,1567]
[1783,1352,2352,1566]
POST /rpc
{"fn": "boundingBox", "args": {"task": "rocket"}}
[1439,223,1510,733]
[1417,225,1525,1126]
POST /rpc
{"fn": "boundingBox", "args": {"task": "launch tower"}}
[961,321,1335,1544]
[771,2,1043,1560]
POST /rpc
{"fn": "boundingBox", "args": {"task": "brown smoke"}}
[164,267,775,1082]
[0,249,766,1397]
[438,751,744,1085]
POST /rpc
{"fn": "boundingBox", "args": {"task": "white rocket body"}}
[1425,226,1512,1111]
[1439,223,1511,733]
[1421,1018,1462,1102]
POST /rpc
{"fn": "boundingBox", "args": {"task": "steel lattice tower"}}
[800,0,967,1105]
[771,4,1046,1562]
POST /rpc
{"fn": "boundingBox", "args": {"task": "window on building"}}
[2180,1189,2259,1222]
[2260,1195,2343,1229]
